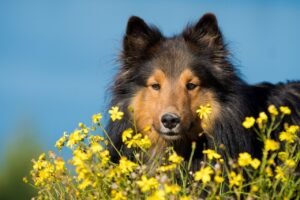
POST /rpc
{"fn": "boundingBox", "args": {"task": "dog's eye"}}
[151,84,161,90]
[186,83,197,90]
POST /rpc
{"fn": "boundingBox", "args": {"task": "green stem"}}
[259,150,268,176]
[99,123,122,157]
[187,142,196,171]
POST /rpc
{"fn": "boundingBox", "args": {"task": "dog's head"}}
[116,13,238,142]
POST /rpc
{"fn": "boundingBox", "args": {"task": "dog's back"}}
[256,81,300,123]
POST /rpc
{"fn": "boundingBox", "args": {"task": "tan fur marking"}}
[179,69,201,86]
[146,69,166,86]
[130,90,159,141]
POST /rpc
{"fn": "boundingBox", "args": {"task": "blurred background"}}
[1,0,300,198]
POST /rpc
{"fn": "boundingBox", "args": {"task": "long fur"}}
[107,13,300,165]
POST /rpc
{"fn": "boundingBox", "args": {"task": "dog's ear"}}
[183,13,223,48]
[123,16,163,57]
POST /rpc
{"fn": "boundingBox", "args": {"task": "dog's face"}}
[130,40,220,142]
[145,68,202,141]
[118,13,235,142]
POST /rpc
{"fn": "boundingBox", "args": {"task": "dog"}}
[107,13,300,167]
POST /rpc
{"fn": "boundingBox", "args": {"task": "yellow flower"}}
[259,112,268,120]
[78,179,92,190]
[124,132,152,149]
[194,166,214,184]
[124,133,141,148]
[275,166,287,182]
[268,105,279,116]
[279,106,291,115]
[279,131,297,143]
[54,158,65,173]
[79,123,89,134]
[92,113,102,124]
[146,190,165,200]
[32,156,55,186]
[179,196,192,200]
[203,149,221,160]
[90,142,103,153]
[157,164,177,172]
[118,157,137,174]
[137,175,159,192]
[264,139,280,152]
[107,168,117,180]
[22,177,28,183]
[168,152,183,164]
[285,125,299,134]
[111,190,127,200]
[238,152,252,167]
[242,117,255,129]
[250,185,259,193]
[33,153,46,170]
[278,152,288,161]
[90,135,104,142]
[66,130,85,148]
[256,112,268,128]
[265,166,273,177]
[55,132,68,150]
[164,184,181,194]
[196,104,212,119]
[109,106,124,121]
[214,175,224,184]
[139,135,152,149]
[99,150,110,166]
[73,148,92,161]
[250,158,261,169]
[122,128,133,142]
[124,133,151,149]
[267,158,275,165]
[229,171,243,187]
[285,159,296,168]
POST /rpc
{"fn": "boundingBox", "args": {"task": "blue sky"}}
[1,0,300,155]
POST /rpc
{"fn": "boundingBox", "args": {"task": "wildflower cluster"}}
[122,128,152,149]
[25,105,300,199]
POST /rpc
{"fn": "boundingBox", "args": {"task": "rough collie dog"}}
[107,13,300,166]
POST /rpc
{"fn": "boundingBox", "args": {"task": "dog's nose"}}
[161,113,180,129]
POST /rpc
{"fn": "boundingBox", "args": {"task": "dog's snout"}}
[161,113,181,129]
